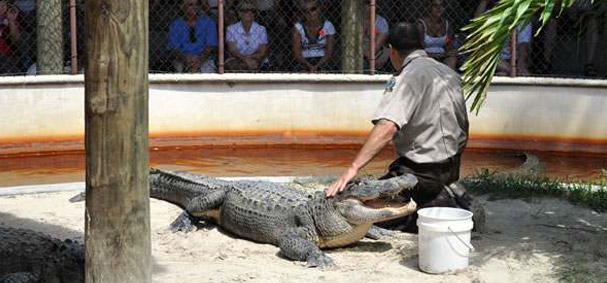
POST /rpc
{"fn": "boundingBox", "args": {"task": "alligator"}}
[0,227,84,283]
[149,168,418,267]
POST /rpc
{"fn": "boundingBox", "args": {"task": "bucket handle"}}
[448,227,475,252]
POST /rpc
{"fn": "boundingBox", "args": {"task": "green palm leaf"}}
[460,0,592,114]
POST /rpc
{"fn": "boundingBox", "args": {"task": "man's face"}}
[183,0,199,17]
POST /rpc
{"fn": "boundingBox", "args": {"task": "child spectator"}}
[363,0,390,71]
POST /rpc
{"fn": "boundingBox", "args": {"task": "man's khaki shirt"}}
[372,49,468,164]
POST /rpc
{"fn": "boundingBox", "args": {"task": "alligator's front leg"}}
[171,190,226,232]
[279,227,334,268]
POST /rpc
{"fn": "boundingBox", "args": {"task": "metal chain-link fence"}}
[0,0,605,77]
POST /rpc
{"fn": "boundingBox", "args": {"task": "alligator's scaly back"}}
[0,227,84,283]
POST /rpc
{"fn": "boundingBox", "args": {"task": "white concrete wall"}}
[0,74,605,155]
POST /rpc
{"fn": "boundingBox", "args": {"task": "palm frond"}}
[460,0,591,114]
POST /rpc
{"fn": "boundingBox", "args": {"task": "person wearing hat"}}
[326,22,469,232]
[225,0,269,71]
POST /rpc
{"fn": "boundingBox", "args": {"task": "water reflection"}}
[0,147,605,187]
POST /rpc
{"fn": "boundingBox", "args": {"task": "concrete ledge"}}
[0,73,605,88]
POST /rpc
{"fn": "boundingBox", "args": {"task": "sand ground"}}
[1,190,606,283]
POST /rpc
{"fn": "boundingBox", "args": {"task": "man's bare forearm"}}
[350,119,397,170]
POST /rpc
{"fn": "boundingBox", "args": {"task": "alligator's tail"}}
[149,168,228,209]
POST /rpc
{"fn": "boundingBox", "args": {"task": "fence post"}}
[69,0,78,74]
[218,0,225,74]
[369,0,375,75]
[341,0,364,73]
[510,31,517,77]
[84,0,151,282]
[36,0,63,74]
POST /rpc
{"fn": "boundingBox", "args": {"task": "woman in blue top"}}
[291,0,337,73]
[168,0,218,73]
[417,0,456,69]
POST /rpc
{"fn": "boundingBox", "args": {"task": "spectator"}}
[363,0,390,71]
[417,0,457,69]
[475,0,531,75]
[0,0,20,74]
[14,0,33,72]
[168,0,218,73]
[207,0,237,26]
[225,1,269,71]
[291,0,337,72]
[565,0,598,76]
[256,0,281,29]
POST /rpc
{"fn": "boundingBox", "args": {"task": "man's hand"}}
[326,166,358,197]
[243,57,259,70]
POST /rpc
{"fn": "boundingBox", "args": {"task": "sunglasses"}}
[239,8,256,13]
[189,26,196,43]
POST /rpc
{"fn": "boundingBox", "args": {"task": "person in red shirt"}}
[0,0,20,74]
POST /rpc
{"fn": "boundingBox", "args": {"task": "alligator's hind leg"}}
[279,227,334,268]
[171,190,226,232]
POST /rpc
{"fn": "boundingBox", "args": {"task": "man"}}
[326,22,469,230]
[168,0,218,73]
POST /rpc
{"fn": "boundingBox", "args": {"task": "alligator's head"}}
[333,174,418,225]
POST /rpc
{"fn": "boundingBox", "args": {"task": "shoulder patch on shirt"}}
[384,77,396,93]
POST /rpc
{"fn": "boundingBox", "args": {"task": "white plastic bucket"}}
[417,207,474,274]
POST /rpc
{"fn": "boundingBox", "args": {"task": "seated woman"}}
[363,0,390,72]
[417,0,456,69]
[168,0,218,73]
[291,0,337,73]
[225,1,269,71]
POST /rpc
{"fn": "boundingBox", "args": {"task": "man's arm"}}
[326,119,398,197]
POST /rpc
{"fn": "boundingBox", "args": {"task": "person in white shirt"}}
[225,0,269,71]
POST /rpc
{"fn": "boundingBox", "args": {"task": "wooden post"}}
[36,0,63,74]
[341,0,364,73]
[84,1,150,282]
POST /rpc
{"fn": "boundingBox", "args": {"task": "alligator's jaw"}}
[337,199,418,225]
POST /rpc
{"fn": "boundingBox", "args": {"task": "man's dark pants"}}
[376,153,462,232]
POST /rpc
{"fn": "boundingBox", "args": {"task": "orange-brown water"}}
[0,147,605,187]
